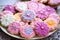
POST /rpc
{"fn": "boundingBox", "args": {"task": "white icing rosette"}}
[15,2,28,12]
[1,14,15,27]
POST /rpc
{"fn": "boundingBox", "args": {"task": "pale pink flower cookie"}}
[30,18,43,28]
[38,3,46,11]
[36,6,56,20]
[30,0,39,2]
[39,0,48,3]
[49,13,60,22]
[44,18,58,31]
[15,2,28,12]
[27,1,39,12]
[20,24,35,38]
[48,0,60,5]
[8,22,20,34]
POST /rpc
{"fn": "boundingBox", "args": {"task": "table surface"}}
[0,0,60,40]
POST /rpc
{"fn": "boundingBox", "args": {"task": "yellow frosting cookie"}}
[44,18,58,31]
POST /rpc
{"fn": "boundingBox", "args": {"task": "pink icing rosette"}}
[49,13,60,22]
[8,22,20,34]
[27,1,39,12]
[34,22,49,36]
[30,0,38,2]
[48,0,60,5]
[3,5,15,13]
[36,6,56,20]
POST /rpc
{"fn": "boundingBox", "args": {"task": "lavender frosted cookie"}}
[1,14,15,27]
[3,5,15,13]
[22,9,35,22]
[8,22,20,34]
[34,22,49,36]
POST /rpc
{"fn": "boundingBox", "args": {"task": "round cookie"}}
[57,5,60,14]
[49,13,60,22]
[15,2,28,12]
[48,0,60,5]
[44,6,56,14]
[1,14,15,27]
[20,24,35,38]
[14,13,21,21]
[27,1,39,12]
[38,3,46,11]
[44,18,58,31]
[30,0,39,2]
[21,9,35,22]
[38,0,48,3]
[36,9,49,20]
[36,6,56,20]
[3,5,15,13]
[34,21,49,36]
[8,22,20,34]
[30,18,43,28]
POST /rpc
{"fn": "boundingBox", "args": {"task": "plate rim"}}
[0,26,57,39]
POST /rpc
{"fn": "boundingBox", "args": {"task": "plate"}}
[0,26,57,39]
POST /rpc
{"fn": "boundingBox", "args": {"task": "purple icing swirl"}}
[34,22,49,36]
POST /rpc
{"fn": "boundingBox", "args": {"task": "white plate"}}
[0,26,57,39]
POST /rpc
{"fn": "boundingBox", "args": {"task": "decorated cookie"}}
[1,14,15,27]
[14,13,21,21]
[48,0,60,5]
[57,5,60,14]
[3,5,15,13]
[22,9,35,22]
[30,18,43,28]
[0,10,13,18]
[30,0,39,2]
[27,1,39,12]
[36,9,49,20]
[36,6,56,20]
[38,3,46,11]
[44,18,58,31]
[44,6,56,14]
[39,0,48,3]
[15,2,28,12]
[0,12,4,19]
[34,22,49,36]
[20,25,35,38]
[49,13,60,22]
[8,22,20,34]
